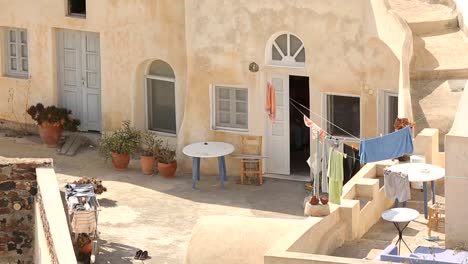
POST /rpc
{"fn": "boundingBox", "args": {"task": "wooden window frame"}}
[145,74,177,136]
[211,85,249,132]
[5,28,28,78]
[321,93,362,139]
[67,0,86,18]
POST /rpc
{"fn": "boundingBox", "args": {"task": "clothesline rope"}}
[290,101,361,162]
[290,98,362,141]
[290,98,429,141]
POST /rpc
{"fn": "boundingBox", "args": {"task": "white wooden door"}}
[266,75,290,175]
[58,30,101,131]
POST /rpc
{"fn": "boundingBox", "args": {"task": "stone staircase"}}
[389,0,466,150]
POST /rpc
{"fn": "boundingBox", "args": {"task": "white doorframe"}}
[263,71,310,176]
[378,90,399,135]
[265,73,290,175]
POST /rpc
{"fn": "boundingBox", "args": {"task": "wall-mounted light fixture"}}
[249,62,259,73]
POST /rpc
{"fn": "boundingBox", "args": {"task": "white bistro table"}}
[386,163,445,219]
[382,208,420,254]
[183,142,234,189]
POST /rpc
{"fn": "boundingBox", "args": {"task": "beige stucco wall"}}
[445,86,468,248]
[0,0,187,136]
[0,0,405,176]
[365,0,414,120]
[179,0,400,175]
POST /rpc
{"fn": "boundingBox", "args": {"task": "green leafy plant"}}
[26,103,80,131]
[140,131,162,157]
[155,141,176,164]
[99,121,141,158]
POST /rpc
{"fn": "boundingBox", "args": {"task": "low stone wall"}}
[0,157,52,264]
[35,168,76,264]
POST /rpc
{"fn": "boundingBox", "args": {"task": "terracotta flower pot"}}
[158,161,177,178]
[309,195,319,205]
[111,153,130,171]
[320,196,329,205]
[80,241,93,254]
[140,155,155,175]
[38,122,63,148]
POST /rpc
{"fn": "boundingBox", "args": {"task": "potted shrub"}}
[155,141,177,178]
[27,103,80,147]
[99,121,141,171]
[139,131,162,175]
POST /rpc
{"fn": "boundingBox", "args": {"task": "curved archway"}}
[145,60,177,134]
[266,32,306,67]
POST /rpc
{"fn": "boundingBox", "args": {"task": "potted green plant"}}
[99,121,141,171]
[155,141,177,178]
[139,131,162,175]
[26,103,80,147]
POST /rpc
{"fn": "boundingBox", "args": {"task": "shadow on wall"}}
[411,35,440,71]
[410,79,444,135]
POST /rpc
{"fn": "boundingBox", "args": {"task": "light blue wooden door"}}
[81,32,101,131]
[58,30,101,131]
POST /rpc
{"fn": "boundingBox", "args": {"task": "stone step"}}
[410,79,465,149]
[409,15,459,35]
[388,0,456,25]
[411,30,468,80]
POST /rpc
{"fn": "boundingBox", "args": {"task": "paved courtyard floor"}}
[0,132,306,264]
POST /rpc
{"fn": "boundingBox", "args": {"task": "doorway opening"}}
[289,75,310,177]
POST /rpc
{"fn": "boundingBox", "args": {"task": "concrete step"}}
[410,79,465,149]
[411,30,468,80]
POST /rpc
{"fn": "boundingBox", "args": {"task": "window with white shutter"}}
[213,85,248,131]
[5,28,28,78]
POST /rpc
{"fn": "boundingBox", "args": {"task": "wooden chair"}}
[428,203,445,232]
[236,136,265,185]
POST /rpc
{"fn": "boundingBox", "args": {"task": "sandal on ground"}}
[139,251,148,260]
[134,250,143,259]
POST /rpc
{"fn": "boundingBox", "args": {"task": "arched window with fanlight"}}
[269,33,306,67]
[145,60,176,134]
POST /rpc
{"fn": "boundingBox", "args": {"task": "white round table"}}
[386,163,445,219]
[382,208,419,254]
[183,142,234,189]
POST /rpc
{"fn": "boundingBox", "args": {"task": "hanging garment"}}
[328,149,344,205]
[321,139,344,193]
[384,170,411,202]
[266,82,276,122]
[359,127,414,164]
[351,147,361,176]
[303,116,325,142]
[343,144,356,184]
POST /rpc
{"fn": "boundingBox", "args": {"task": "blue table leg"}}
[423,182,428,219]
[218,156,226,189]
[196,158,201,181]
[192,157,201,190]
[222,156,227,181]
[431,180,436,205]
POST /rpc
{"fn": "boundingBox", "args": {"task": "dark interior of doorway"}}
[289,75,310,177]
